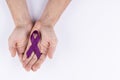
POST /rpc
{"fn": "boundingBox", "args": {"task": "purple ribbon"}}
[26,30,42,59]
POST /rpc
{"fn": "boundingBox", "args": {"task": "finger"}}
[18,53,23,62]
[22,52,34,68]
[17,46,26,62]
[9,47,17,57]
[39,42,48,54]
[8,39,17,57]
[32,53,47,71]
[40,40,49,48]
[25,54,37,71]
[47,42,57,59]
[17,51,23,63]
[30,41,48,72]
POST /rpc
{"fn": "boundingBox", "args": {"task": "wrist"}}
[32,21,54,32]
[37,20,54,28]
[15,21,33,33]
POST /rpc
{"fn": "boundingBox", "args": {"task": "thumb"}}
[47,46,56,59]
[8,39,17,57]
[9,46,17,57]
[47,41,57,59]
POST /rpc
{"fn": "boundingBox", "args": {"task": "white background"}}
[0,0,120,80]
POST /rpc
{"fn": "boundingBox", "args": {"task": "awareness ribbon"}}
[26,30,42,59]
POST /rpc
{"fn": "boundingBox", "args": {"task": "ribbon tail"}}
[34,47,42,59]
[26,46,33,58]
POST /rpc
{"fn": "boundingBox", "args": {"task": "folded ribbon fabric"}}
[26,30,42,59]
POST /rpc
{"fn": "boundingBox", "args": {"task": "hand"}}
[22,21,58,71]
[8,24,32,62]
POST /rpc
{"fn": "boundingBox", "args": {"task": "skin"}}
[7,0,71,71]
[7,0,33,62]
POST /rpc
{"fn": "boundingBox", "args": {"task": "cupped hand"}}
[8,24,32,62]
[22,21,58,71]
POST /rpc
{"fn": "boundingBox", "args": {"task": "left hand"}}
[8,24,32,62]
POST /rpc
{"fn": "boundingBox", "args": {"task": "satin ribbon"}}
[26,30,42,59]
